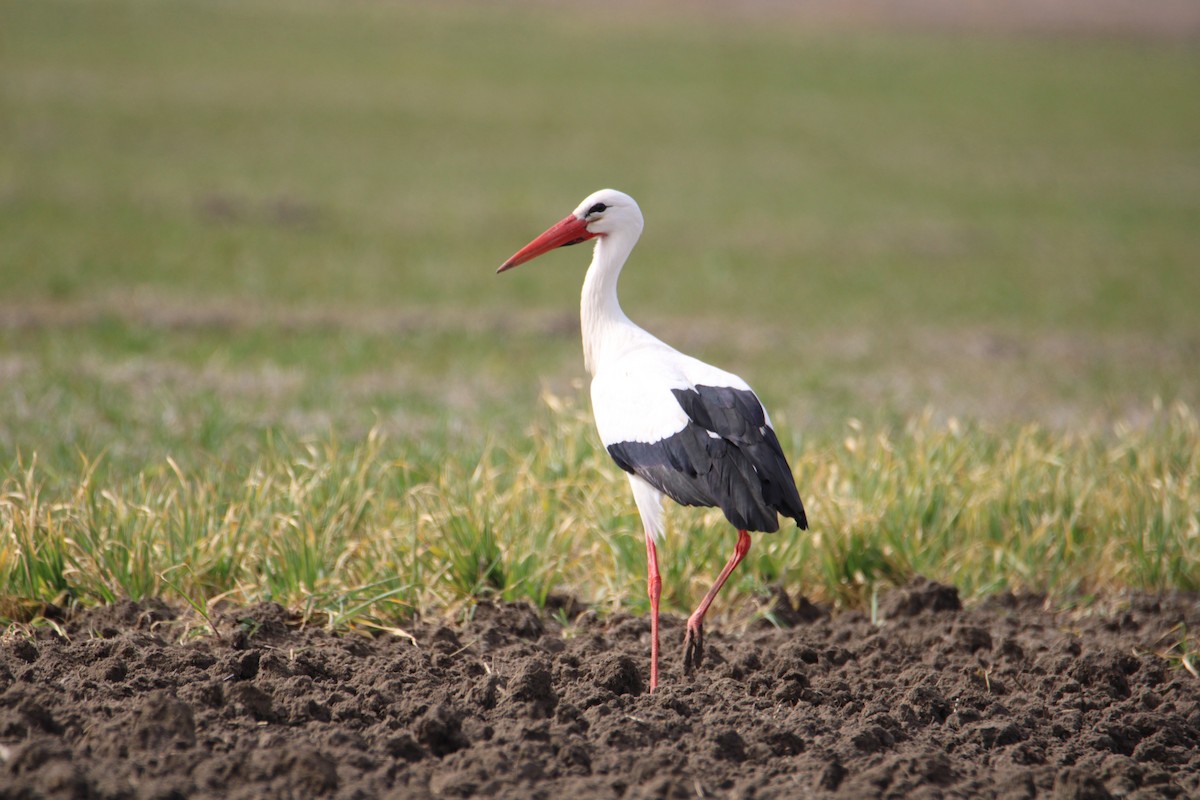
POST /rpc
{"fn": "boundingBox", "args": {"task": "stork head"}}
[498,189,643,273]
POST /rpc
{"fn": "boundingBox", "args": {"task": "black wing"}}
[607,385,808,533]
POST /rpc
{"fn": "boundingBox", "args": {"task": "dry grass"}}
[3,392,1197,629]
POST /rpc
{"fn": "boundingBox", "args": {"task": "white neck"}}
[580,229,641,375]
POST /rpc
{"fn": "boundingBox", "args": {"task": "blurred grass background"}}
[1,0,1198,625]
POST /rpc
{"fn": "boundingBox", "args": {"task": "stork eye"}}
[587,202,607,216]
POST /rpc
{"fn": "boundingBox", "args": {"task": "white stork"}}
[498,189,807,692]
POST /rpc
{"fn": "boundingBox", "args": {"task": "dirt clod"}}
[883,576,963,617]
[593,653,645,697]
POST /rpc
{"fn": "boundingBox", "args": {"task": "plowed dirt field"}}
[3,581,1199,798]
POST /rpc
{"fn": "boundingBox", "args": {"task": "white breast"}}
[589,337,757,447]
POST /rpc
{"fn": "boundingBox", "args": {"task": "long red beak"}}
[497,214,595,273]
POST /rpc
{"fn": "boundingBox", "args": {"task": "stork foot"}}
[683,620,704,674]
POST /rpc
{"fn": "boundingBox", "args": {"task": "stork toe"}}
[682,620,704,674]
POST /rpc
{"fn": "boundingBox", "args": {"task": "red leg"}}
[645,533,662,693]
[684,529,751,674]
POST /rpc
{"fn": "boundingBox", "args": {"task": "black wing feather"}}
[606,385,808,532]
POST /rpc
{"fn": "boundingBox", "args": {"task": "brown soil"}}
[2,581,1199,799]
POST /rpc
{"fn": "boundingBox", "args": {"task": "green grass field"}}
[2,0,1198,628]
